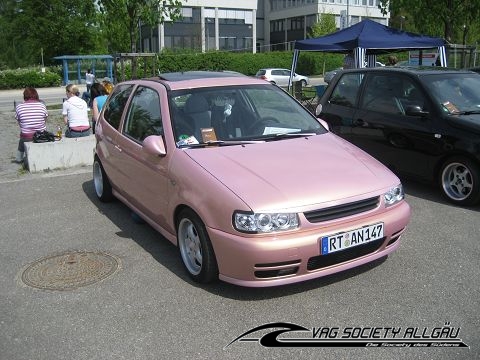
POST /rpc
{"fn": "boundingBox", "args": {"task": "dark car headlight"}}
[233,211,299,233]
[384,184,404,206]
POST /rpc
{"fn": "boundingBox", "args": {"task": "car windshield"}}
[168,84,326,146]
[422,73,480,114]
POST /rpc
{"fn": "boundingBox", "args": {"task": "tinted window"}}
[103,84,134,129]
[329,73,362,107]
[123,86,162,143]
[422,73,480,113]
[360,74,426,114]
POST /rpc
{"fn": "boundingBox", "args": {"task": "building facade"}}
[140,0,389,53]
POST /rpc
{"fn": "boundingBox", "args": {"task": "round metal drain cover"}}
[21,251,120,291]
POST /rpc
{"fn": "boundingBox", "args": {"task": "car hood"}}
[185,133,400,211]
[184,134,398,211]
[447,114,480,134]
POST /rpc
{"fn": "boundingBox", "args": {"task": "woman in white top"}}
[62,84,91,138]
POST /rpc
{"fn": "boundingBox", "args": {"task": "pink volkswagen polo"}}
[93,71,411,287]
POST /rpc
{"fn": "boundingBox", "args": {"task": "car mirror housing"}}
[405,105,429,117]
[143,135,166,156]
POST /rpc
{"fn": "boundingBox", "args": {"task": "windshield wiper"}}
[260,132,317,141]
[451,110,480,115]
[179,140,264,148]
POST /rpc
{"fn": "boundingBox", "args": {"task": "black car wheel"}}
[440,157,480,205]
[93,157,114,202]
[177,209,218,283]
[300,79,307,87]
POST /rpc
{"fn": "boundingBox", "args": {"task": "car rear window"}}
[256,70,266,76]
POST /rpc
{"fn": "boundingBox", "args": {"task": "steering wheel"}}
[247,116,281,135]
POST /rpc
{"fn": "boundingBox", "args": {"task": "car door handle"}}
[114,145,122,152]
[352,119,365,127]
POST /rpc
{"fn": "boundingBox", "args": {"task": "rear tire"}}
[177,209,218,284]
[93,157,114,202]
[439,156,480,206]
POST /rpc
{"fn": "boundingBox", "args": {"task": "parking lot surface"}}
[1,94,478,359]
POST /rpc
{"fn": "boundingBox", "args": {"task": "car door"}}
[271,69,288,86]
[319,72,362,136]
[98,84,135,186]
[349,73,440,179]
[113,85,170,225]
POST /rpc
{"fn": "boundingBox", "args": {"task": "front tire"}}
[440,156,480,206]
[177,209,218,284]
[93,157,114,202]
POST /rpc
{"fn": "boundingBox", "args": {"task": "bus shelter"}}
[54,55,114,85]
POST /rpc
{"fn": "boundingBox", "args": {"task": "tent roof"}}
[294,19,445,54]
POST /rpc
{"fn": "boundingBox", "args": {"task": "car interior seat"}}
[184,94,212,141]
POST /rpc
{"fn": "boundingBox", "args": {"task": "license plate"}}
[321,223,384,255]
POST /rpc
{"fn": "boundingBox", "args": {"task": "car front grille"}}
[306,237,385,271]
[304,196,380,223]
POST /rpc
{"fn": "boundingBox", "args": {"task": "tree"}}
[378,0,480,44]
[98,0,183,53]
[0,0,101,68]
[308,13,337,38]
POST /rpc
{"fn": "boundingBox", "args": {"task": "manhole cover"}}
[21,251,120,291]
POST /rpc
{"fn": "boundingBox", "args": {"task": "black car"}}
[317,67,480,206]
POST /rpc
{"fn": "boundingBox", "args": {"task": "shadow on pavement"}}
[401,177,480,212]
[82,178,390,299]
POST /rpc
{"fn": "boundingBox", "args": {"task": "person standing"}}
[14,87,48,163]
[62,84,91,138]
[85,69,95,92]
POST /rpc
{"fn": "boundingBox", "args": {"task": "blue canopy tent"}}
[289,19,447,89]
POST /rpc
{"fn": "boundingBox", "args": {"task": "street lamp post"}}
[346,0,349,27]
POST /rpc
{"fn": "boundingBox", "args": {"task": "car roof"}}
[340,66,474,77]
[128,71,268,91]
[158,70,247,81]
[259,68,290,71]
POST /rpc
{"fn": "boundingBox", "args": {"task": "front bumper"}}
[208,201,411,287]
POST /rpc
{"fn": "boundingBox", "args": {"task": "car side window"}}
[360,74,425,114]
[329,73,361,108]
[103,84,134,129]
[123,86,162,143]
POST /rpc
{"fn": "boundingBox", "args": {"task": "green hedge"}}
[118,50,345,80]
[1,51,348,89]
[0,68,62,89]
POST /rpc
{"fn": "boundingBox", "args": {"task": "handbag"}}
[33,130,56,143]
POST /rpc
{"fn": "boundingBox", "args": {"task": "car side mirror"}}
[405,105,429,117]
[143,135,166,156]
[315,103,323,117]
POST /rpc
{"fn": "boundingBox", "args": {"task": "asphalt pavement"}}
[0,82,478,360]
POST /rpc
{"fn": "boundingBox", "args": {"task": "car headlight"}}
[233,211,299,233]
[384,184,404,206]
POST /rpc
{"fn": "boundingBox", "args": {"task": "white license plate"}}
[321,223,384,255]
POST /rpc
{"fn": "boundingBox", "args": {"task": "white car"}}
[255,68,309,87]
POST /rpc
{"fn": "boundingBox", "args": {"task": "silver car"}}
[256,68,309,87]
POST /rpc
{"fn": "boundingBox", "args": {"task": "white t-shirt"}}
[86,73,95,85]
[62,96,89,128]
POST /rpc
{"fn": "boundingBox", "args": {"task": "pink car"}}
[93,71,411,287]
